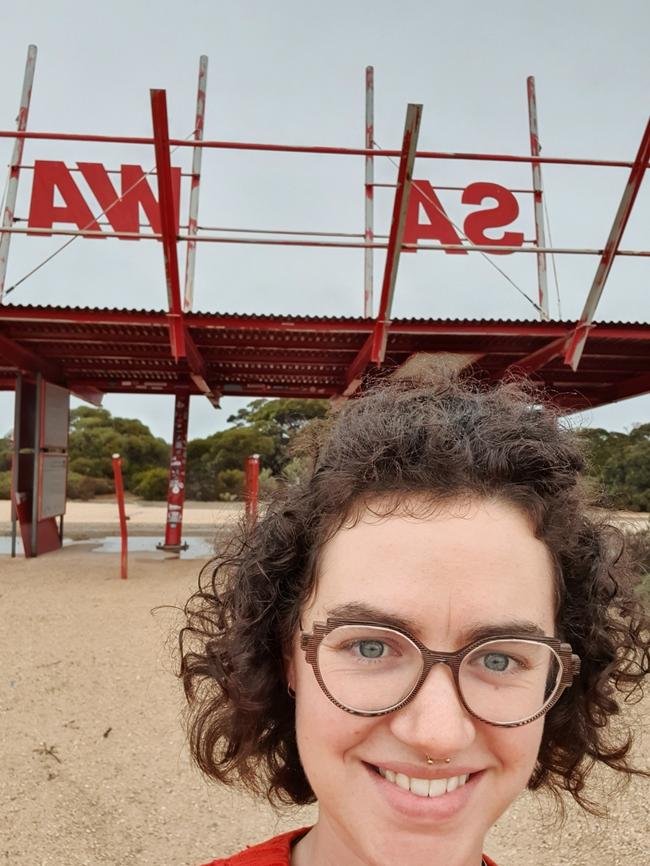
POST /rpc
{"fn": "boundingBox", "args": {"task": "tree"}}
[578,426,650,511]
[67,406,169,495]
[227,398,329,474]
[0,434,12,472]
[185,426,275,501]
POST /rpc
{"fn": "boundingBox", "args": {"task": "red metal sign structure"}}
[1,46,649,556]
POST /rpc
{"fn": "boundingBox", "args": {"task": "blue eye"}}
[482,653,510,672]
[358,640,386,659]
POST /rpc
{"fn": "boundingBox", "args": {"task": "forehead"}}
[305,498,557,643]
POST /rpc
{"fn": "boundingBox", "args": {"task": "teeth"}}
[395,773,410,791]
[378,768,471,798]
[410,777,430,796]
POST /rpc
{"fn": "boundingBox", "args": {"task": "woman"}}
[179,372,650,866]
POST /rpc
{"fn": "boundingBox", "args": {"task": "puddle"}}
[0,534,215,559]
[91,535,215,559]
[0,536,76,556]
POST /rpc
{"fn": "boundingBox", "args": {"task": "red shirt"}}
[200,827,499,866]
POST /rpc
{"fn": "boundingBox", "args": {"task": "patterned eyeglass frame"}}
[300,617,581,727]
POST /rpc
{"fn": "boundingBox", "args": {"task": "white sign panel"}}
[41,383,70,450]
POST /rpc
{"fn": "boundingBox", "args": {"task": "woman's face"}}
[288,498,557,866]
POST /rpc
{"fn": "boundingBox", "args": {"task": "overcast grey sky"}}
[1,0,649,440]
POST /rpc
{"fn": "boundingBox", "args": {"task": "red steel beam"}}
[0,127,647,169]
[343,104,423,394]
[371,103,423,364]
[564,118,650,371]
[0,331,103,405]
[150,89,185,360]
[2,306,650,343]
[504,333,570,375]
[0,330,64,381]
[150,90,220,407]
[592,370,650,404]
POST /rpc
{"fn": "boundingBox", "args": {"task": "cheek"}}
[491,717,545,779]
[294,658,376,775]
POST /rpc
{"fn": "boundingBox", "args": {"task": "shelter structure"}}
[1,47,649,556]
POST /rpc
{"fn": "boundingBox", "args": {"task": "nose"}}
[387,662,476,757]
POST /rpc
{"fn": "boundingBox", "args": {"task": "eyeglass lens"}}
[316,625,562,724]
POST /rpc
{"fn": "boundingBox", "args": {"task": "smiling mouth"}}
[372,766,473,799]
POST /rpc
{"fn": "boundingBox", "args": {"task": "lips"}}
[365,762,484,820]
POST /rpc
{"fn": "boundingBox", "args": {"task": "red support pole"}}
[244,454,260,523]
[159,393,190,553]
[111,453,128,580]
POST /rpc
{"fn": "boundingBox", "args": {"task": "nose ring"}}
[426,754,451,764]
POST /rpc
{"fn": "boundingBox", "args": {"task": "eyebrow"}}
[324,602,549,643]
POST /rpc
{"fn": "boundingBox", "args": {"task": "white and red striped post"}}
[0,44,37,302]
[183,55,208,313]
[364,65,374,318]
[526,76,549,319]
[159,393,190,553]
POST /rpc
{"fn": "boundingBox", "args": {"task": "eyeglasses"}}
[300,618,581,727]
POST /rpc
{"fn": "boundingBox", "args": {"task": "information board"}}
[39,453,68,520]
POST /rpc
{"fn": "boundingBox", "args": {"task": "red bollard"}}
[111,453,128,580]
[244,454,260,524]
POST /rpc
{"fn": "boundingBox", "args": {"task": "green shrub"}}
[0,470,11,499]
[133,467,169,501]
[215,468,245,501]
[625,527,650,594]
[67,472,112,501]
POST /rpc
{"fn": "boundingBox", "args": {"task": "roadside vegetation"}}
[1,400,648,600]
[0,403,648,511]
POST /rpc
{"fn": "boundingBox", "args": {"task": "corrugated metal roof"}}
[1,303,649,408]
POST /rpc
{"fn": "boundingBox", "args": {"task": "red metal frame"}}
[1,57,649,561]
[150,89,185,360]
[371,104,422,364]
[1,126,646,169]
[344,104,422,394]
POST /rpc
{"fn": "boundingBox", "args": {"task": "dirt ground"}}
[1,505,649,866]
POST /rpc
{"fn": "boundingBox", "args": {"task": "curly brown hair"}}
[179,372,650,816]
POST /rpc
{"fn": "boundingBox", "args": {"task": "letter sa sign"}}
[403,180,524,254]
